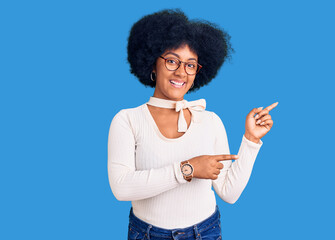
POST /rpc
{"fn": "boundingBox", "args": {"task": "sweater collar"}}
[146,97,206,132]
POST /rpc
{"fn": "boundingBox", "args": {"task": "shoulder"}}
[199,110,224,124]
[112,104,146,120]
[199,110,227,134]
[192,109,225,129]
[110,104,146,129]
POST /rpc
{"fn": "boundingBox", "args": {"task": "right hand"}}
[188,154,239,180]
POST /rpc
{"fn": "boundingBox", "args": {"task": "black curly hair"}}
[127,9,233,93]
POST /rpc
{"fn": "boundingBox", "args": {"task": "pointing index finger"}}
[216,154,239,161]
[265,102,279,112]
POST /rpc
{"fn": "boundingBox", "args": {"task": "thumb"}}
[247,106,263,118]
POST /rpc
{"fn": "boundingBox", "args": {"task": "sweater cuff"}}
[173,162,187,184]
[242,134,263,148]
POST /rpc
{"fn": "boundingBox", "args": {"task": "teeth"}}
[170,80,184,86]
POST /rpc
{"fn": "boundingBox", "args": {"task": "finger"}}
[264,102,279,112]
[255,109,269,120]
[254,102,278,120]
[260,119,273,129]
[214,154,239,161]
[256,114,271,125]
[217,162,224,169]
[247,107,264,119]
[214,169,221,175]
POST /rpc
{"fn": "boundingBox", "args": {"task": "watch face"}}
[181,164,193,176]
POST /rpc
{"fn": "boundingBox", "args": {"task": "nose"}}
[174,63,187,77]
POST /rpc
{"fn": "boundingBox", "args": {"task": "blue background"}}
[1,0,334,239]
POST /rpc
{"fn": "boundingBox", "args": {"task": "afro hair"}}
[127,9,233,93]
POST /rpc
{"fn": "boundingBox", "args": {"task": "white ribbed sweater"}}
[108,103,263,229]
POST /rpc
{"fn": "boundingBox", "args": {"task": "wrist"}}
[180,160,194,182]
[244,133,260,143]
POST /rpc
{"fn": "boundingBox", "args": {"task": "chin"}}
[165,90,188,101]
[154,82,191,101]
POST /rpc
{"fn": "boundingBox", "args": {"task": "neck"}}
[146,104,176,114]
[152,92,184,102]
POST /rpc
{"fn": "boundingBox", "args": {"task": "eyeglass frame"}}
[159,56,202,75]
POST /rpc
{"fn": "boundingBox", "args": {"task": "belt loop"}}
[193,225,201,240]
[145,225,152,239]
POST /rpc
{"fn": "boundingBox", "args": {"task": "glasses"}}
[159,56,202,75]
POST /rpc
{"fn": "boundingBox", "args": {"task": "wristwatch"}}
[180,160,194,182]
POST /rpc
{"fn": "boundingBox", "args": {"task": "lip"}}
[169,79,186,89]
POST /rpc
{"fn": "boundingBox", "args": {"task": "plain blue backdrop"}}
[1,0,334,239]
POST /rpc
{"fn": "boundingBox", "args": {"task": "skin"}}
[152,43,196,101]
[146,44,278,180]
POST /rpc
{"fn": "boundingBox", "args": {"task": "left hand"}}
[244,102,279,143]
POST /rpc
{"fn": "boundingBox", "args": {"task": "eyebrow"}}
[163,52,198,61]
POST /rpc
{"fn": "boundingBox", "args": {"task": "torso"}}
[146,104,192,139]
[127,104,218,229]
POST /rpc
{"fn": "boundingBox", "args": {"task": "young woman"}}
[108,9,278,239]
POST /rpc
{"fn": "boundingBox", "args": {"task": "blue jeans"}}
[128,205,222,240]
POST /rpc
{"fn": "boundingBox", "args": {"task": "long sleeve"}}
[211,112,263,204]
[107,110,186,201]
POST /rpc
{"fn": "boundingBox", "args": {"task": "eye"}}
[187,63,196,68]
[166,58,178,65]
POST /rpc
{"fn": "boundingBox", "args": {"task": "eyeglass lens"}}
[165,57,198,75]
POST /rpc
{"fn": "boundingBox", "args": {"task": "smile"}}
[169,80,186,88]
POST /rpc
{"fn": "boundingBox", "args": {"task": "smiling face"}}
[152,44,198,101]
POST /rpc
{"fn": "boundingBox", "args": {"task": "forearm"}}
[213,135,263,204]
[244,132,261,144]
[108,162,186,201]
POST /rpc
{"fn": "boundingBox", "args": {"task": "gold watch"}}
[180,160,194,182]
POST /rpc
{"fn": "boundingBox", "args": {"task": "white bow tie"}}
[146,97,206,132]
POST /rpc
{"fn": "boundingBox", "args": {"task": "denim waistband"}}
[128,205,220,238]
